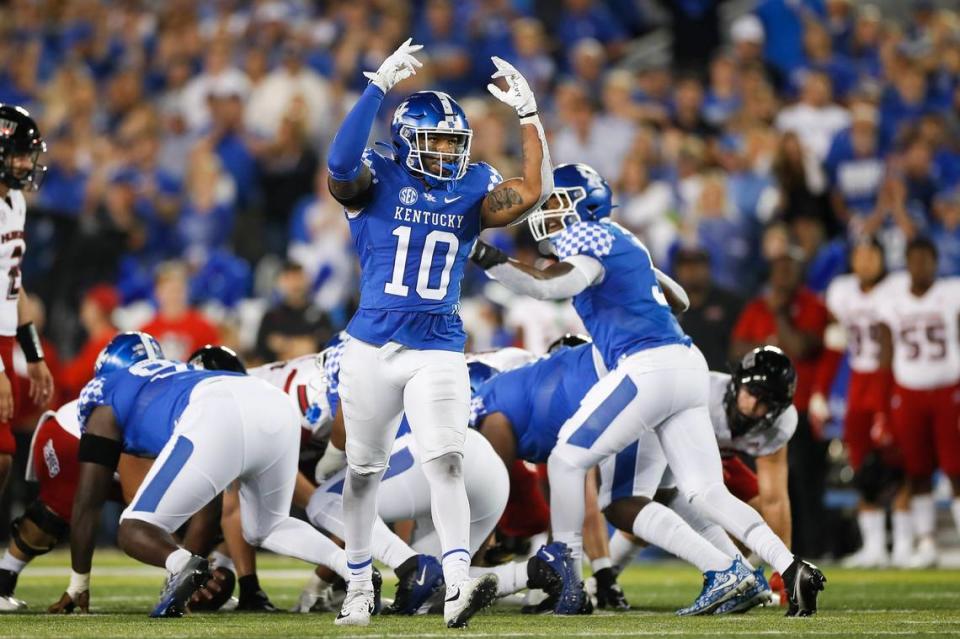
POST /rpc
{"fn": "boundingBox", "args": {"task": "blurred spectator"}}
[616,153,676,264]
[508,18,555,98]
[140,261,221,361]
[879,63,931,148]
[671,246,743,372]
[569,39,607,97]
[703,54,740,128]
[932,188,960,276]
[755,0,812,77]
[797,17,857,101]
[177,145,237,259]
[415,0,472,97]
[660,0,722,75]
[776,71,850,161]
[772,131,834,234]
[824,103,886,226]
[898,135,942,227]
[670,75,719,141]
[551,84,634,183]
[557,0,626,62]
[245,41,333,143]
[180,39,249,133]
[731,241,829,556]
[848,4,884,82]
[206,73,258,210]
[730,13,785,92]
[61,285,119,399]
[255,261,333,362]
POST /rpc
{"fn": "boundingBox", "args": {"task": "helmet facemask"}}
[0,144,45,191]
[724,380,790,438]
[399,125,472,182]
[528,186,586,242]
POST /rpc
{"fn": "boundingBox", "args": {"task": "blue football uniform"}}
[553,220,690,369]
[346,149,501,352]
[77,359,243,457]
[470,344,602,463]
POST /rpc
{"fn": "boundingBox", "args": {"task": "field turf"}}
[2,550,959,638]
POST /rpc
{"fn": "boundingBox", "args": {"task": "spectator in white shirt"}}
[775,70,850,160]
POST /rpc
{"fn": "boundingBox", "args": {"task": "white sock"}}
[0,550,27,574]
[165,548,192,574]
[547,454,588,562]
[209,550,234,572]
[911,494,935,538]
[669,492,754,570]
[469,562,527,597]
[742,523,794,575]
[591,556,612,574]
[259,516,349,581]
[343,468,384,590]
[421,454,471,589]
[633,502,731,573]
[951,499,960,536]
[372,518,417,570]
[608,530,641,573]
[892,509,913,556]
[858,509,886,553]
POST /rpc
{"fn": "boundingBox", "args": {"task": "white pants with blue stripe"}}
[597,430,673,510]
[120,376,348,577]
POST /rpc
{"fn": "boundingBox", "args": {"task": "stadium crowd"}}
[0,0,959,563]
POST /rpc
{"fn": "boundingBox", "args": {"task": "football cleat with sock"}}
[383,554,444,615]
[782,556,826,617]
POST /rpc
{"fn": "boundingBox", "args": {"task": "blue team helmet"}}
[391,91,472,183]
[467,360,498,393]
[528,163,614,242]
[94,331,164,376]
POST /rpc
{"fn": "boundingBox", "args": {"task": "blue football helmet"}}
[391,91,472,183]
[467,360,498,394]
[94,331,164,376]
[528,163,613,241]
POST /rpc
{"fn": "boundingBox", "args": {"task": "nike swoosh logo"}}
[415,566,428,586]
[444,196,462,203]
[706,573,738,596]
[542,550,555,562]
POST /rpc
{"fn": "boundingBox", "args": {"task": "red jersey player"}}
[812,238,910,567]
[876,238,960,568]
[0,105,55,532]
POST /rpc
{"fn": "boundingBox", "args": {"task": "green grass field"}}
[2,550,959,638]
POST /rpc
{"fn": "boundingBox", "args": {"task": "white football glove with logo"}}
[486,56,537,118]
[364,38,423,93]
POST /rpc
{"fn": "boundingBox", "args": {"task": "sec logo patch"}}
[399,187,418,205]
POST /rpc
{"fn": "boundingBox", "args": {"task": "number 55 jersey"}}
[345,149,501,352]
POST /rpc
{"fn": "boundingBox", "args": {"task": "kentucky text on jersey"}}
[393,207,465,229]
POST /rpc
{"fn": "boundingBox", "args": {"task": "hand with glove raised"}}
[486,56,538,119]
[364,38,423,94]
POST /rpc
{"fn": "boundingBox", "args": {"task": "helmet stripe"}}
[433,92,458,127]
[139,333,158,359]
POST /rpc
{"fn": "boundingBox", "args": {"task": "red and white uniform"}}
[25,400,81,520]
[824,274,894,470]
[248,353,333,441]
[876,274,960,478]
[0,190,25,453]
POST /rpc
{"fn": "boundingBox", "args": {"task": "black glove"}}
[470,239,509,270]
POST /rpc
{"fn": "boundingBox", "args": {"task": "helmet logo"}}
[399,187,418,205]
[0,119,16,137]
[393,101,410,126]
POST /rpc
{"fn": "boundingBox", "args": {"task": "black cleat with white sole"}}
[782,557,826,617]
[444,574,499,628]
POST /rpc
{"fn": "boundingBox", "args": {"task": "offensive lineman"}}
[0,105,56,538]
[470,163,826,616]
[325,38,553,627]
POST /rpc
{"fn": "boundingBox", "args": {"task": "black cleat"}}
[382,554,444,615]
[189,567,236,612]
[236,589,279,612]
[150,555,211,618]
[0,569,18,598]
[782,557,826,617]
[593,568,630,611]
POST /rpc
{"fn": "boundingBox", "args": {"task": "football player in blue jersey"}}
[60,332,355,618]
[470,164,827,617]
[325,38,553,628]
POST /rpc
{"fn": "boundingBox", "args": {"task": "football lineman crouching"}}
[54,332,354,617]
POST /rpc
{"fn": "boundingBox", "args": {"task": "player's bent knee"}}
[348,461,387,476]
[603,496,651,533]
[305,490,341,528]
[10,501,68,558]
[423,451,463,480]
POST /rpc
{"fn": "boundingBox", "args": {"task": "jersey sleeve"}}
[824,277,843,318]
[552,221,616,261]
[766,405,798,455]
[476,162,503,193]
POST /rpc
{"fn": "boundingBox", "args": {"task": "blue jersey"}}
[470,344,601,463]
[553,220,689,369]
[346,149,501,351]
[77,359,243,457]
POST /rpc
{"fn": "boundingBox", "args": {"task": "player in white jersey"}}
[600,348,797,613]
[0,105,55,532]
[875,238,960,568]
[812,239,910,568]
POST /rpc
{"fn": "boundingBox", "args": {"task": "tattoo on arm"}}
[485,187,523,213]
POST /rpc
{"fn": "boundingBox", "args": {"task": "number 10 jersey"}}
[344,148,501,352]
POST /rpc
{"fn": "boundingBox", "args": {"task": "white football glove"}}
[363,38,423,93]
[486,56,537,118]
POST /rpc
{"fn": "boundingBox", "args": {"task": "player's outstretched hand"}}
[486,56,537,118]
[48,590,89,614]
[364,38,423,93]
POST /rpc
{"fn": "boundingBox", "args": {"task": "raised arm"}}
[327,38,422,210]
[470,240,600,300]
[481,57,553,228]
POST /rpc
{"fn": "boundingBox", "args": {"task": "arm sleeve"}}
[485,255,603,301]
[327,84,385,181]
